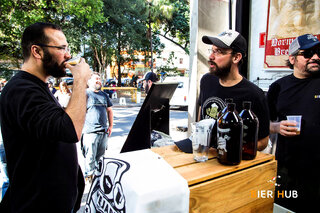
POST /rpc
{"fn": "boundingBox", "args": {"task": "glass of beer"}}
[286,115,302,135]
[66,57,81,65]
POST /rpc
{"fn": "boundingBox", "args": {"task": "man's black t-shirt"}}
[0,71,84,212]
[198,73,270,140]
[267,74,320,212]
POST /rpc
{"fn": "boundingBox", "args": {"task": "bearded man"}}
[81,72,113,181]
[0,22,92,212]
[199,30,270,151]
[267,34,320,212]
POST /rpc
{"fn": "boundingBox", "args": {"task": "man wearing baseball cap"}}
[267,34,320,212]
[142,71,158,94]
[197,30,270,151]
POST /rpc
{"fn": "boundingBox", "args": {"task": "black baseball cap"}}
[143,71,158,82]
[202,29,247,55]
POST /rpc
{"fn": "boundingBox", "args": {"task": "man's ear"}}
[288,55,295,66]
[232,52,242,64]
[31,45,43,59]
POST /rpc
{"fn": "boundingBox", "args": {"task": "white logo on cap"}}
[219,32,233,37]
[307,34,317,41]
[218,30,239,46]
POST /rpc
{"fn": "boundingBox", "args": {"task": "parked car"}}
[163,76,189,108]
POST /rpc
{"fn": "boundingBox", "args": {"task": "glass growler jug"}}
[212,98,233,149]
[217,103,243,165]
[239,101,259,160]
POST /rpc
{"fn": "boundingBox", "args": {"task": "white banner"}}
[85,149,189,213]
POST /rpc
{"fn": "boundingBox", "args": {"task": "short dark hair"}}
[21,22,62,60]
[285,56,295,69]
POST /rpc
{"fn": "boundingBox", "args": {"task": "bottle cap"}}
[227,103,235,111]
[225,98,233,103]
[243,101,251,109]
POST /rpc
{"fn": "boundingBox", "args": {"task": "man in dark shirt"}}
[142,71,158,94]
[268,34,320,212]
[199,30,269,151]
[0,22,92,212]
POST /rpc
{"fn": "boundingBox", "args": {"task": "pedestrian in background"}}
[0,22,92,212]
[81,72,113,181]
[142,71,158,94]
[47,81,56,94]
[54,81,71,109]
[267,34,320,212]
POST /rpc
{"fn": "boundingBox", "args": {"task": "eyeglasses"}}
[35,44,70,53]
[297,48,320,59]
[208,48,233,56]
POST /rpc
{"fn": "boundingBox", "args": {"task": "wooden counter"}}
[152,145,277,213]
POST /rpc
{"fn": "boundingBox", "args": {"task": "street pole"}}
[148,1,153,72]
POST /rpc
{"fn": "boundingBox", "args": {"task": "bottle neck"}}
[227,103,235,112]
[243,101,251,110]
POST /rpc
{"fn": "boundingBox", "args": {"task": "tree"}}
[0,0,106,67]
[86,27,115,80]
[0,0,189,83]
[100,0,150,86]
[150,0,190,54]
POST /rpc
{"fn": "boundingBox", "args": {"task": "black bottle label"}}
[217,124,243,165]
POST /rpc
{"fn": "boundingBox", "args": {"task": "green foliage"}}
[0,0,106,60]
[152,0,190,54]
[157,51,180,76]
[0,0,190,83]
[93,0,151,85]
[0,62,18,80]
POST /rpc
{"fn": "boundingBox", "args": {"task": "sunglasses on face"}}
[297,48,320,59]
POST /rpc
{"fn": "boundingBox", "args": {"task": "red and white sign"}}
[264,0,320,68]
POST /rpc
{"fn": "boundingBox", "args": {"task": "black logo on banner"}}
[85,158,130,213]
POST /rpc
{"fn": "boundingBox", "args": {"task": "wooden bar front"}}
[152,145,277,213]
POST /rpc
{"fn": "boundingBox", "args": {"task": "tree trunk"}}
[117,30,122,87]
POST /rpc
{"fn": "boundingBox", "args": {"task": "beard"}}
[305,59,320,77]
[144,83,150,94]
[42,49,67,78]
[89,81,102,91]
[209,60,232,78]
[94,83,102,90]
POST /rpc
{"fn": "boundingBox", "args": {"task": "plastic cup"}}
[66,57,81,65]
[286,115,302,135]
[191,120,215,162]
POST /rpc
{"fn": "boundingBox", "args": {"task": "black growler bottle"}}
[212,98,233,149]
[239,101,259,160]
[217,103,243,165]
[217,98,233,119]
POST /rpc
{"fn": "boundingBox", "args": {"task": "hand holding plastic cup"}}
[286,115,302,135]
